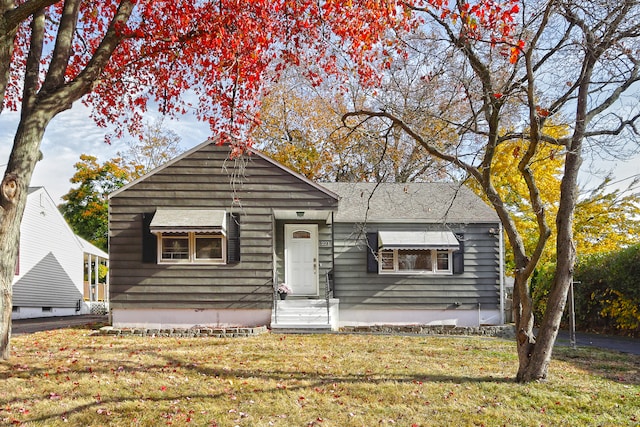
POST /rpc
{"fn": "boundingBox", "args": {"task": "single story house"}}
[12,187,109,319]
[108,141,504,331]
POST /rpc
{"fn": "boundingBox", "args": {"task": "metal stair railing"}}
[325,269,334,325]
[273,272,279,324]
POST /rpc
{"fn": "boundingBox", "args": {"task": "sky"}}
[0,104,211,205]
[1,102,639,206]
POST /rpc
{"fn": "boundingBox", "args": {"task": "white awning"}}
[378,231,459,250]
[150,209,226,234]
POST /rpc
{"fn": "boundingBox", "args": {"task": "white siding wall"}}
[12,188,85,317]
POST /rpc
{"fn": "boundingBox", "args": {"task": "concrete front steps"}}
[270,298,339,332]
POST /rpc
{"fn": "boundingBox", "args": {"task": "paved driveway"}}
[11,314,108,335]
[556,330,640,355]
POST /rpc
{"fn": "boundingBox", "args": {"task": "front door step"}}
[271,299,339,332]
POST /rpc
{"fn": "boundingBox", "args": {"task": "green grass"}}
[1,327,638,426]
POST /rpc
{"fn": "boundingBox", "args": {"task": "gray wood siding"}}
[109,143,337,310]
[333,222,501,309]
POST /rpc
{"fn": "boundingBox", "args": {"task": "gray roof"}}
[321,182,499,224]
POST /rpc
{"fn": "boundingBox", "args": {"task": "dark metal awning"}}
[149,209,226,234]
[378,231,459,250]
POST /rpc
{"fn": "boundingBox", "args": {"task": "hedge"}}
[531,243,640,337]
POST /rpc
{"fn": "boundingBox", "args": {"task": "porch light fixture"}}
[296,211,304,218]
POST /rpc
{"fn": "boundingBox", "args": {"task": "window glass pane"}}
[436,250,450,270]
[195,235,223,259]
[380,250,394,271]
[162,235,189,260]
[292,230,311,239]
[398,249,431,271]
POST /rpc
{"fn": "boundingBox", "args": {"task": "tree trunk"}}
[516,130,583,382]
[0,0,134,360]
[0,171,20,359]
[512,270,538,382]
[0,113,50,359]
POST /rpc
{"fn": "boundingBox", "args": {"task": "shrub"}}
[531,243,640,337]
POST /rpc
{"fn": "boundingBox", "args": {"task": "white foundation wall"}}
[112,308,272,329]
[339,308,503,328]
[11,304,90,320]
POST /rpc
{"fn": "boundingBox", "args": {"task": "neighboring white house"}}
[11,187,109,320]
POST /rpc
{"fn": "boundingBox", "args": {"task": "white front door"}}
[285,224,318,296]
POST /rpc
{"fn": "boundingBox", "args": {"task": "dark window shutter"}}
[227,212,240,263]
[453,233,464,274]
[142,212,157,263]
[366,232,379,273]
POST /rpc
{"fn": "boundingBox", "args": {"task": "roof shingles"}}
[321,182,499,224]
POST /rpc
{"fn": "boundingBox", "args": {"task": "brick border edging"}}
[95,325,268,338]
[94,324,515,339]
[339,324,516,339]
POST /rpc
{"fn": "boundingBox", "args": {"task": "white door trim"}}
[284,224,319,297]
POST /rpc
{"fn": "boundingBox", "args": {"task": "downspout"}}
[499,222,505,325]
[331,211,335,287]
[272,211,278,324]
[328,211,335,329]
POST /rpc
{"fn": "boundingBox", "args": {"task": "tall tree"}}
[255,74,447,182]
[61,120,183,251]
[119,119,183,174]
[340,0,640,381]
[472,135,640,275]
[467,132,566,272]
[59,154,140,252]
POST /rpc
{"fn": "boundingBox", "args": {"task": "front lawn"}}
[1,328,638,426]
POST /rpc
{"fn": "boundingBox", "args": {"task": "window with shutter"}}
[142,211,240,264]
[368,230,462,275]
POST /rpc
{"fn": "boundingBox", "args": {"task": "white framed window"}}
[380,250,395,272]
[158,232,225,264]
[194,234,224,261]
[161,233,190,261]
[436,250,450,271]
[379,248,453,274]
